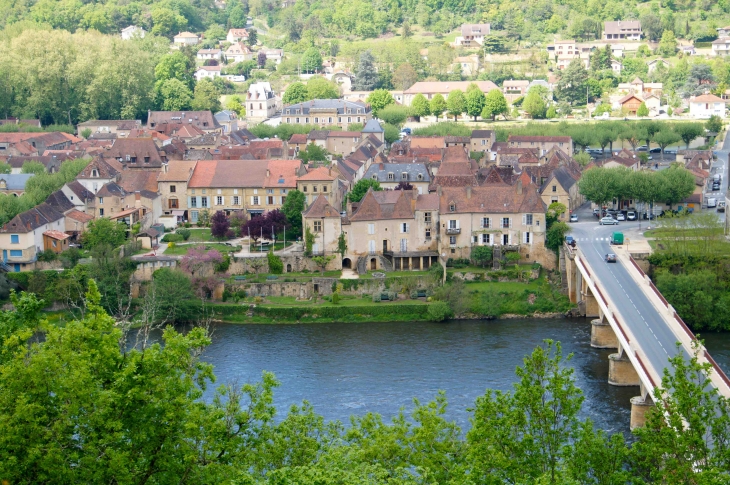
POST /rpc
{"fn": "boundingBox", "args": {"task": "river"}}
[198,318,730,435]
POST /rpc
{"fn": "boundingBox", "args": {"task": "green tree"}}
[20,161,45,175]
[482,89,508,120]
[301,47,323,73]
[225,95,245,116]
[637,102,649,117]
[0,162,11,174]
[377,104,411,126]
[429,93,447,120]
[556,59,589,106]
[674,122,704,148]
[466,87,486,121]
[656,165,696,209]
[366,89,395,116]
[653,128,681,158]
[523,90,547,119]
[410,93,430,121]
[337,232,347,258]
[577,167,622,207]
[158,78,193,111]
[306,77,339,99]
[471,245,493,267]
[353,50,379,91]
[297,144,328,163]
[482,35,507,54]
[155,51,194,88]
[267,251,284,274]
[281,189,306,236]
[81,218,128,249]
[706,114,723,134]
[392,62,418,91]
[150,268,198,323]
[383,123,401,144]
[348,179,382,202]
[446,90,466,121]
[191,79,221,112]
[427,301,453,322]
[283,82,309,104]
[311,254,335,275]
[80,128,92,139]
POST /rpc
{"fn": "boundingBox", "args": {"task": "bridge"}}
[563,236,730,429]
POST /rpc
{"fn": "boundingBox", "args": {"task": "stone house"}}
[301,195,343,263]
[470,129,496,159]
[246,82,278,121]
[0,203,66,272]
[282,99,371,130]
[361,162,431,194]
[297,166,343,210]
[507,135,573,156]
[540,166,583,216]
[157,160,197,225]
[75,156,121,194]
[325,131,361,155]
[77,120,142,137]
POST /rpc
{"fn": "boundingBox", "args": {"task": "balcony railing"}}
[445,228,461,235]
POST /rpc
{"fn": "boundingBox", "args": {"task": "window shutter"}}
[456,220,460,229]
[509,218,513,228]
[251,196,255,205]
[221,196,225,205]
[522,215,526,225]
[187,197,191,207]
[406,223,410,233]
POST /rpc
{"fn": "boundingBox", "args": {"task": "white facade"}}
[121,25,145,40]
[194,66,221,82]
[246,82,278,121]
[712,38,730,56]
[689,95,727,119]
[173,32,199,46]
[197,49,222,61]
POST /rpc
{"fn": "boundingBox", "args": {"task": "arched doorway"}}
[286,264,292,273]
[370,258,377,270]
[342,258,352,269]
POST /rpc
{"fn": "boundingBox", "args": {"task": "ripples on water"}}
[198,318,730,435]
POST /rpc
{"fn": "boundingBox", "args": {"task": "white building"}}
[246,82,278,121]
[194,66,221,82]
[173,32,199,46]
[712,38,730,57]
[197,49,222,61]
[225,42,254,64]
[454,24,491,47]
[689,94,727,119]
[226,28,249,44]
[121,25,145,40]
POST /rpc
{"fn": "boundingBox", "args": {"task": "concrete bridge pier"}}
[630,385,656,429]
[581,276,600,318]
[591,315,618,349]
[608,344,641,387]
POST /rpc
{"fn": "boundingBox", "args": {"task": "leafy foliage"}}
[210,210,230,240]
[348,178,382,202]
[81,218,128,249]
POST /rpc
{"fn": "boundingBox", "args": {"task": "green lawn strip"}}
[164,243,240,256]
[185,228,213,242]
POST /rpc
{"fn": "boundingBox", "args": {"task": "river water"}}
[199,318,730,435]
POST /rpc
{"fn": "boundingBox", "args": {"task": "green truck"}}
[610,232,624,245]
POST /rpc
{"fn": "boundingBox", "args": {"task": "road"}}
[568,210,689,381]
[708,132,729,224]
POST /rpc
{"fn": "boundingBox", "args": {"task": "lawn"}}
[447,263,536,274]
[164,243,241,256]
[259,295,426,307]
[185,228,213,242]
[228,270,343,283]
[358,270,431,279]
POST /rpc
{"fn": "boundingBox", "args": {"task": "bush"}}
[267,251,283,274]
[36,250,58,262]
[446,258,470,268]
[177,229,191,241]
[427,301,453,322]
[215,253,231,273]
[161,233,183,243]
[372,293,382,302]
[59,247,82,268]
[244,303,430,320]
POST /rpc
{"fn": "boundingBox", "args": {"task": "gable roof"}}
[147,111,220,131]
[105,138,163,167]
[76,156,117,180]
[302,194,341,218]
[0,173,34,190]
[0,202,64,233]
[298,166,336,181]
[349,189,416,222]
[439,183,546,215]
[362,119,384,133]
[158,160,197,182]
[45,190,75,213]
[362,163,431,183]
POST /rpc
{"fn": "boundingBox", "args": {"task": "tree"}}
[337,232,347,258]
[641,13,664,41]
[283,82,309,104]
[191,79,221,112]
[401,19,412,39]
[468,341,587,484]
[150,268,197,323]
[20,161,46,175]
[392,63,418,91]
[556,59,588,106]
[353,50,379,91]
[429,94,447,120]
[348,179,382,202]
[377,105,411,126]
[482,35,507,54]
[81,218,128,249]
[466,88,486,121]
[311,254,336,275]
[546,202,568,227]
[522,91,547,119]
[158,78,193,111]
[577,167,622,207]
[366,89,395,117]
[410,94,430,121]
[257,50,267,68]
[267,251,283,274]
[210,210,230,239]
[653,129,681,158]
[301,47,323,73]
[706,114,723,134]
[0,162,11,174]
[657,30,678,57]
[248,29,258,47]
[657,165,696,209]
[297,144,328,163]
[306,77,339,99]
[383,123,401,144]
[80,128,92,139]
[637,102,649,117]
[225,95,245,116]
[446,90,466,121]
[281,189,306,236]
[471,246,493,268]
[674,122,704,148]
[482,89,508,120]
[681,64,716,97]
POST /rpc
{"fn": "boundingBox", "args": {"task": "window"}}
[388,173,394,180]
[313,221,322,232]
[481,234,490,244]
[267,189,274,194]
[424,212,432,223]
[281,189,287,194]
[10,235,19,244]
[524,214,533,225]
[314,118,319,123]
[191,189,196,195]
[169,199,179,209]
[190,197,197,208]
[482,217,490,228]
[144,157,150,164]
[524,232,531,244]
[552,185,557,192]
[267,196,274,205]
[91,169,99,177]
[98,197,104,204]
[502,217,510,228]
[202,189,207,194]
[448,220,458,229]
[400,223,409,233]
[234,189,239,194]
[449,236,456,245]
[216,196,223,205]
[303,186,308,192]
[322,186,327,192]
[9,250,22,257]
[313,186,318,192]
[233,196,240,205]
[368,223,375,235]
[252,196,260,205]
[170,185,176,193]
[52,240,57,248]
[400,238,407,251]
[201,197,208,208]
[449,203,456,212]
[401,173,408,180]
[481,139,486,146]
[217,189,222,194]
[425,229,431,240]
[99,208,104,216]
[551,197,558,203]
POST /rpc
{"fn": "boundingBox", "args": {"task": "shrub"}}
[161,233,183,243]
[427,301,453,322]
[215,254,231,273]
[168,242,176,249]
[177,228,191,241]
[36,249,58,262]
[267,251,283,274]
[372,293,382,302]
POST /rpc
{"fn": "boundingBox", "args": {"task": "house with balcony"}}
[713,38,730,56]
[503,80,530,104]
[689,94,727,119]
[602,20,642,40]
[454,23,491,47]
[282,99,371,130]
[0,203,67,272]
[157,160,197,226]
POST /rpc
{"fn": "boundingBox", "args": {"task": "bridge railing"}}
[704,350,730,389]
[628,256,670,307]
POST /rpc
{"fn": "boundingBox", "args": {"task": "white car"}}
[616,213,626,221]
[600,217,619,225]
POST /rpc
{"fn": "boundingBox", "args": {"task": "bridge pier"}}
[572,262,582,304]
[591,317,618,349]
[608,345,640,387]
[630,393,655,430]
[582,285,600,318]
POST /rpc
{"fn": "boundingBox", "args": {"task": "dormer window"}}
[388,173,394,180]
[144,157,150,163]
[91,169,99,178]
[417,174,423,180]
[401,173,408,180]
[372,175,377,180]
[449,203,456,212]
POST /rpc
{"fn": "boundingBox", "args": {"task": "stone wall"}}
[229,253,341,275]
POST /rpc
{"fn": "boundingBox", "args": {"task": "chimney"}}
[437,186,442,197]
[266,169,270,177]
[379,162,384,170]
[466,186,472,199]
[328,167,332,176]
[516,179,523,195]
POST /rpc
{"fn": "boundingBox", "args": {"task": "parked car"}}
[718,201,726,213]
[626,211,637,221]
[616,213,626,221]
[637,145,648,151]
[605,253,617,263]
[565,236,575,245]
[665,149,678,155]
[400,127,412,135]
[707,197,718,208]
[649,147,661,154]
[570,214,578,222]
[600,217,619,225]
